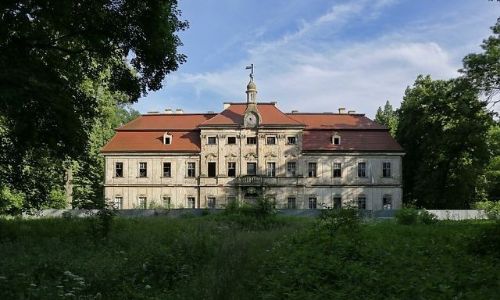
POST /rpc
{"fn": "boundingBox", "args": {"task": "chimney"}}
[223,102,231,109]
[147,111,159,114]
[291,110,299,114]
[175,109,184,114]
[348,110,356,114]
[338,107,346,114]
[165,108,173,114]
[207,111,214,114]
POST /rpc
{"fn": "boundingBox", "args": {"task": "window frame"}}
[333,162,342,178]
[207,196,216,209]
[162,196,171,208]
[187,196,196,209]
[358,195,367,210]
[383,194,392,210]
[308,162,317,178]
[115,162,124,178]
[332,135,341,145]
[187,162,196,178]
[308,197,317,209]
[333,195,342,209]
[163,133,172,145]
[247,162,257,176]
[113,196,123,209]
[162,162,171,178]
[286,161,297,177]
[138,196,147,209]
[382,162,392,178]
[227,136,237,145]
[266,136,277,145]
[227,162,236,177]
[266,162,276,177]
[246,137,257,145]
[207,162,217,178]
[139,162,148,178]
[207,136,217,145]
[357,162,367,178]
[287,136,297,145]
[287,197,296,209]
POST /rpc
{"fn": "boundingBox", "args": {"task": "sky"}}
[133,0,499,118]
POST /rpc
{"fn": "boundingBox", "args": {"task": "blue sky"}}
[134,0,499,118]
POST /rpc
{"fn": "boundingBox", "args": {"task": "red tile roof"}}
[119,113,215,130]
[287,113,386,129]
[101,131,201,153]
[302,130,403,152]
[200,103,303,127]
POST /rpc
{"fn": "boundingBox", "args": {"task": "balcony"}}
[235,175,305,186]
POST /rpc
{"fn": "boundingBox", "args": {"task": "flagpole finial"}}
[245,64,254,81]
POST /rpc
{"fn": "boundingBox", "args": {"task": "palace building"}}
[101,76,404,210]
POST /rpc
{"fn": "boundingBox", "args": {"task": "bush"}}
[317,208,360,235]
[0,185,24,215]
[474,200,500,220]
[468,222,500,257]
[395,208,418,225]
[418,210,438,224]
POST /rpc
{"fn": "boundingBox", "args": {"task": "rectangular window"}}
[115,162,123,178]
[113,196,123,209]
[308,162,317,177]
[187,197,196,209]
[266,162,276,177]
[358,196,366,210]
[333,136,340,145]
[333,196,342,209]
[309,197,317,209]
[333,162,342,178]
[208,162,216,177]
[247,137,257,144]
[382,162,391,178]
[163,162,171,177]
[266,136,276,145]
[227,137,236,144]
[287,136,297,145]
[138,196,147,209]
[187,162,196,178]
[358,162,366,178]
[247,162,257,175]
[207,197,216,209]
[383,195,392,210]
[207,136,217,145]
[162,196,171,208]
[139,162,147,178]
[287,197,296,209]
[227,162,236,177]
[164,136,171,145]
[287,162,297,176]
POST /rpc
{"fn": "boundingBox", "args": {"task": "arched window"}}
[163,132,172,145]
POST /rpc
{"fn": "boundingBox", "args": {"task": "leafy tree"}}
[485,124,500,200]
[461,17,500,105]
[375,100,398,136]
[397,75,493,209]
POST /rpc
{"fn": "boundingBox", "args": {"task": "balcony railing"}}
[235,175,305,186]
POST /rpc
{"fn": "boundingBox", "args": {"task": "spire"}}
[245,64,257,103]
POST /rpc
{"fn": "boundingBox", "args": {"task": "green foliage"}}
[395,208,419,225]
[475,200,500,220]
[461,17,500,100]
[467,222,500,258]
[485,124,500,200]
[418,210,439,225]
[317,208,360,235]
[396,75,494,208]
[0,185,24,215]
[218,197,280,230]
[375,100,398,136]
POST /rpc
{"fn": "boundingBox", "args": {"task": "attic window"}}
[332,134,341,145]
[163,133,172,145]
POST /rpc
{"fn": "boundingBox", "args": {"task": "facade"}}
[101,78,404,210]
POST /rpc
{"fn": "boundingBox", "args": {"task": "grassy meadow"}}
[0,212,498,299]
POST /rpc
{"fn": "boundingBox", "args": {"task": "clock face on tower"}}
[244,112,258,128]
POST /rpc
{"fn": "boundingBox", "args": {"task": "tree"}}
[485,124,500,200]
[461,18,500,106]
[375,100,398,136]
[397,75,493,209]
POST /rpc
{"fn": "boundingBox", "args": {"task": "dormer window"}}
[332,134,341,145]
[163,133,172,145]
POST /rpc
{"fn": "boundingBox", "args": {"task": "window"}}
[139,162,147,178]
[187,197,196,209]
[266,162,276,177]
[187,162,196,178]
[162,196,171,208]
[207,136,217,145]
[227,162,236,177]
[358,195,366,210]
[287,197,296,209]
[382,162,391,178]
[163,162,171,177]
[247,162,257,175]
[383,195,392,210]
[333,196,342,209]
[227,137,236,144]
[113,196,123,209]
[208,162,216,177]
[115,162,123,178]
[266,136,276,145]
[247,137,257,144]
[308,162,317,177]
[357,162,366,178]
[287,136,297,145]
[138,196,147,209]
[287,162,297,176]
[207,197,216,209]
[332,135,341,145]
[309,197,317,209]
[333,162,342,178]
[164,136,171,145]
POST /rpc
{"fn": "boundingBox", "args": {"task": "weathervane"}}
[245,63,254,81]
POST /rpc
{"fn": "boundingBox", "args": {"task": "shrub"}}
[0,185,24,215]
[317,208,360,235]
[474,200,500,220]
[468,222,500,257]
[395,208,418,225]
[418,210,438,224]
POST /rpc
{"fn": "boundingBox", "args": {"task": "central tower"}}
[243,64,260,128]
